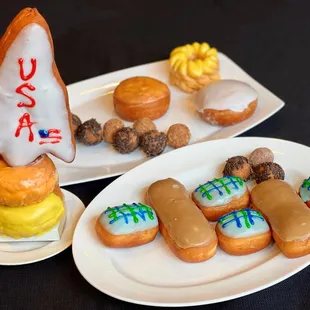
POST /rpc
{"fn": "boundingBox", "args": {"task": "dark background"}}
[1,0,310,309]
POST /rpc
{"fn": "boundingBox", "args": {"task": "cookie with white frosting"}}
[194,79,258,127]
[215,208,271,255]
[95,202,159,248]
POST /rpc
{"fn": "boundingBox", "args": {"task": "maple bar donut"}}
[146,178,218,262]
[194,79,258,126]
[299,177,310,208]
[0,154,57,207]
[251,179,310,258]
[113,76,170,122]
[95,202,159,248]
[192,176,250,222]
[215,208,271,255]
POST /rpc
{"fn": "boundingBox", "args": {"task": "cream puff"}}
[192,176,250,221]
[215,208,271,255]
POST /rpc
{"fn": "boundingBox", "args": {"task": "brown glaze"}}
[251,179,310,242]
[146,178,217,249]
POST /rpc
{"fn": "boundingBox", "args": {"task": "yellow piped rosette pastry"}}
[169,42,220,93]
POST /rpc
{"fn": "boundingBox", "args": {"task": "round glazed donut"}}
[195,79,258,126]
[0,154,57,207]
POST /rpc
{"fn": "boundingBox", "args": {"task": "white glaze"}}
[193,176,247,207]
[218,209,270,238]
[99,203,158,235]
[0,23,75,166]
[194,79,258,113]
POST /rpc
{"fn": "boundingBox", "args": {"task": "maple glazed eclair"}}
[251,179,310,258]
[146,178,218,262]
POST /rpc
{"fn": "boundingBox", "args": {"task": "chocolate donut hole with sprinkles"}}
[113,127,139,154]
[140,130,167,157]
[76,118,103,145]
[253,162,285,184]
[222,156,252,181]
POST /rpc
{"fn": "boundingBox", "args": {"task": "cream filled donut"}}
[192,176,250,221]
[215,208,271,255]
[95,202,159,248]
[194,79,258,126]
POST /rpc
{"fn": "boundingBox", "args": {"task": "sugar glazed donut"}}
[251,179,310,258]
[215,208,271,255]
[0,154,57,207]
[95,202,159,248]
[113,76,170,122]
[146,178,218,262]
[192,176,250,222]
[194,80,258,126]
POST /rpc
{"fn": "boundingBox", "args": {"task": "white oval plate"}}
[54,56,285,186]
[0,189,85,266]
[72,137,310,307]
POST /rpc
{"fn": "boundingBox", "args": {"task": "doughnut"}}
[299,177,310,208]
[215,208,271,255]
[0,154,57,207]
[71,114,82,136]
[95,202,159,248]
[0,8,76,167]
[222,156,252,180]
[167,123,191,149]
[113,127,139,154]
[0,192,64,239]
[102,118,124,143]
[140,130,167,156]
[169,42,220,93]
[133,118,156,136]
[194,80,258,126]
[251,179,310,258]
[192,176,250,222]
[253,162,285,184]
[76,119,103,146]
[249,147,274,167]
[113,76,170,122]
[146,178,218,262]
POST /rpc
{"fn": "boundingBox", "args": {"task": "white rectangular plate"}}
[72,137,310,307]
[54,54,285,186]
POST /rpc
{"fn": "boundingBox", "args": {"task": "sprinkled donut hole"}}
[223,156,252,181]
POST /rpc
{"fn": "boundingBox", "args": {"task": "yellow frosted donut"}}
[0,192,64,239]
[169,42,220,93]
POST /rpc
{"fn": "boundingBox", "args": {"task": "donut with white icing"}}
[299,177,310,208]
[95,202,159,248]
[192,176,250,221]
[215,208,271,255]
[194,79,258,126]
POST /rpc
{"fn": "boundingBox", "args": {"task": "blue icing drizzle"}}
[99,202,158,235]
[300,177,310,202]
[193,176,247,207]
[217,208,270,238]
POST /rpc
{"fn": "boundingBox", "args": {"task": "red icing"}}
[39,140,61,145]
[15,113,37,142]
[16,83,36,108]
[18,58,37,81]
